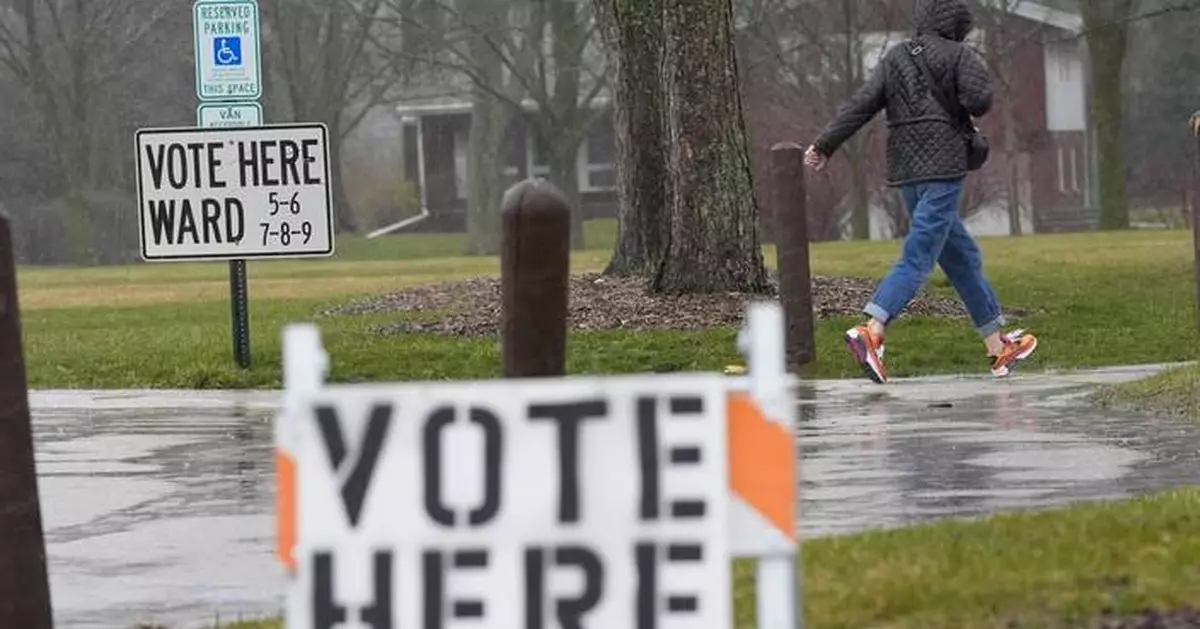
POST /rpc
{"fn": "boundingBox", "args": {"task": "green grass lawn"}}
[1095,363,1200,420]
[16,222,1200,389]
[202,487,1200,629]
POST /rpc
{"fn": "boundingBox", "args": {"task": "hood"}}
[914,0,974,42]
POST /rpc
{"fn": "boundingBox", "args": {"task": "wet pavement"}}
[26,363,1200,629]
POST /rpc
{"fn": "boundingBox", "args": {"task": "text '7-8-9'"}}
[260,190,313,247]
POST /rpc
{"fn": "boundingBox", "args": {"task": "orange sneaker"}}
[845,325,888,384]
[990,329,1038,377]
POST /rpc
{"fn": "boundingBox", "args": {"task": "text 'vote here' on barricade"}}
[277,375,737,629]
[134,124,334,261]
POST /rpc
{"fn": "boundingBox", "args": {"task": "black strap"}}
[906,40,961,124]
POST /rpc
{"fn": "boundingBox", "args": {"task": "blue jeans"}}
[863,178,1006,338]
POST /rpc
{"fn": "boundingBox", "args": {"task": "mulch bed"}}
[325,272,1031,338]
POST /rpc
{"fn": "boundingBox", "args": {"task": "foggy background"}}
[0,0,1194,266]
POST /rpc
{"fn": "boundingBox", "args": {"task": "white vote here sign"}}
[278,375,733,629]
[135,124,334,261]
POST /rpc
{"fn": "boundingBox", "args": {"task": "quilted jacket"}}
[811,0,993,186]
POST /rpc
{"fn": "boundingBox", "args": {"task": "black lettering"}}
[167,143,188,189]
[238,140,259,186]
[280,139,301,185]
[554,547,604,629]
[524,546,604,629]
[455,550,488,568]
[313,550,394,629]
[666,596,697,613]
[528,400,607,524]
[302,138,321,184]
[469,407,503,526]
[669,396,703,415]
[176,199,199,244]
[423,407,456,527]
[670,501,706,519]
[225,198,245,243]
[525,548,545,629]
[666,544,703,562]
[423,552,443,629]
[187,142,206,188]
[201,198,222,243]
[453,602,484,618]
[313,552,346,629]
[637,397,659,521]
[423,406,504,528]
[636,543,656,629]
[360,552,395,629]
[636,542,706,626]
[207,142,226,188]
[260,139,279,186]
[424,550,489,629]
[146,144,169,190]
[148,199,176,245]
[315,404,393,527]
[669,447,701,464]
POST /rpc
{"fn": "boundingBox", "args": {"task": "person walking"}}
[803,0,1037,384]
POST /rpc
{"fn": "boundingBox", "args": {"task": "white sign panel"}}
[198,102,263,128]
[194,0,262,101]
[134,124,334,261]
[283,375,732,629]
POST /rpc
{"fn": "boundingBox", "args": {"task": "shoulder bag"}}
[907,41,990,171]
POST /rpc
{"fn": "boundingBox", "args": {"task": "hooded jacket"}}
[812,0,993,186]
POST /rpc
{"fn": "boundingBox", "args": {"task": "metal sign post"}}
[194,0,262,369]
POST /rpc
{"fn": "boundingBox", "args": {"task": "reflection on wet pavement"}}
[28,363,1200,628]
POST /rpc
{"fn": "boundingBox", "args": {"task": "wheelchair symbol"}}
[213,36,242,67]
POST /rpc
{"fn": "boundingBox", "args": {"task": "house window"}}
[1069,146,1080,193]
[581,121,616,192]
[1056,146,1066,194]
[1059,55,1073,82]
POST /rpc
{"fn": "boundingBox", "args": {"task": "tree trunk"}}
[1091,51,1128,230]
[847,139,870,239]
[327,123,359,234]
[651,0,768,294]
[546,139,585,249]
[1002,97,1023,236]
[460,0,515,255]
[466,90,512,256]
[1081,0,1134,230]
[548,0,588,251]
[843,0,870,241]
[597,0,669,276]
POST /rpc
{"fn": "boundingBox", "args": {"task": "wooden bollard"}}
[1191,112,1200,331]
[770,143,816,372]
[501,178,571,378]
[0,213,54,629]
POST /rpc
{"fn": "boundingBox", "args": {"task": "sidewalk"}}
[28,363,1198,628]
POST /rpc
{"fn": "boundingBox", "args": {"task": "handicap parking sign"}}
[194,0,261,100]
[214,36,242,67]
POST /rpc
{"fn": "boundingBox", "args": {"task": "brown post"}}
[501,178,572,378]
[0,213,55,629]
[1192,112,1200,330]
[770,143,816,372]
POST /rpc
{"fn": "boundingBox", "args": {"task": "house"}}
[974,1,1092,234]
[392,1,1090,237]
[394,67,616,232]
